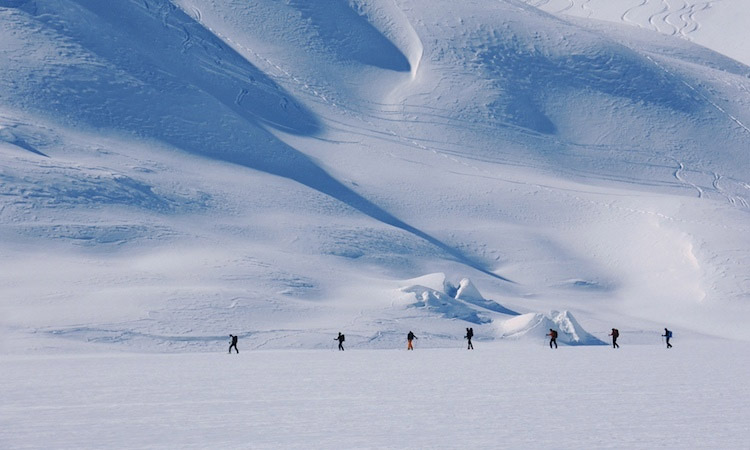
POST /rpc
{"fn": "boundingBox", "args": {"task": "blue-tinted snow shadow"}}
[0,128,49,157]
[288,0,411,72]
[17,0,506,281]
[475,36,704,134]
[65,0,319,136]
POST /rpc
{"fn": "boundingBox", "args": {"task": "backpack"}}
[341,334,345,342]
[551,330,558,339]
[667,330,672,338]
[613,329,619,338]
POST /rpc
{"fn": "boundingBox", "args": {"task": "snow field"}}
[2,342,749,449]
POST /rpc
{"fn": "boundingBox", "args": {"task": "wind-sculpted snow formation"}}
[497,310,605,345]
[1,0,749,353]
[401,273,517,324]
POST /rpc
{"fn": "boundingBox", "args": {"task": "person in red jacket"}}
[609,328,620,348]
[546,329,558,349]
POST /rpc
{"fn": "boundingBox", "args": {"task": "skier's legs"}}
[407,340,413,350]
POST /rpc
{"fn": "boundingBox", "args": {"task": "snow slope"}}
[1,0,749,354]
[523,0,750,67]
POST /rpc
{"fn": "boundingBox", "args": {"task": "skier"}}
[662,328,673,348]
[546,329,558,349]
[407,331,417,350]
[335,332,345,351]
[609,328,620,348]
[228,334,239,354]
[465,327,474,350]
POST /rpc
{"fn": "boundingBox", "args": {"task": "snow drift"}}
[496,310,605,345]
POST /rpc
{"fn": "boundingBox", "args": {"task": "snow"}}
[497,310,605,345]
[0,0,747,337]
[523,0,750,67]
[0,0,748,342]
[1,0,750,444]
[2,343,750,448]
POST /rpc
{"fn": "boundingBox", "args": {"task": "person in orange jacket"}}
[407,331,417,350]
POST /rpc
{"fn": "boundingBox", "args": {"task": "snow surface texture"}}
[2,343,750,449]
[1,0,749,355]
[524,0,750,67]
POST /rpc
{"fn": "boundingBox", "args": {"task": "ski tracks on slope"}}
[641,53,750,136]
[674,161,750,209]
[674,161,703,198]
[621,0,719,38]
[532,0,748,210]
[530,0,719,40]
[176,1,749,213]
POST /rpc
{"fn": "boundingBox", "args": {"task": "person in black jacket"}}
[407,331,417,350]
[662,328,673,348]
[609,328,620,348]
[228,334,239,354]
[335,332,345,351]
[465,327,474,350]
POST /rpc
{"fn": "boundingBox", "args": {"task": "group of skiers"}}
[227,327,675,353]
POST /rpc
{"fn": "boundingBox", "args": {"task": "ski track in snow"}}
[642,53,750,136]
[179,9,337,110]
[622,0,649,28]
[172,0,749,211]
[234,88,248,106]
[580,0,593,18]
[675,162,703,198]
[538,0,718,40]
[557,0,575,14]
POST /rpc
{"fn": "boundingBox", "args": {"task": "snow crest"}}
[497,310,605,345]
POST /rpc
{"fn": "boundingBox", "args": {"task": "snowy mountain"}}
[1,0,749,353]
